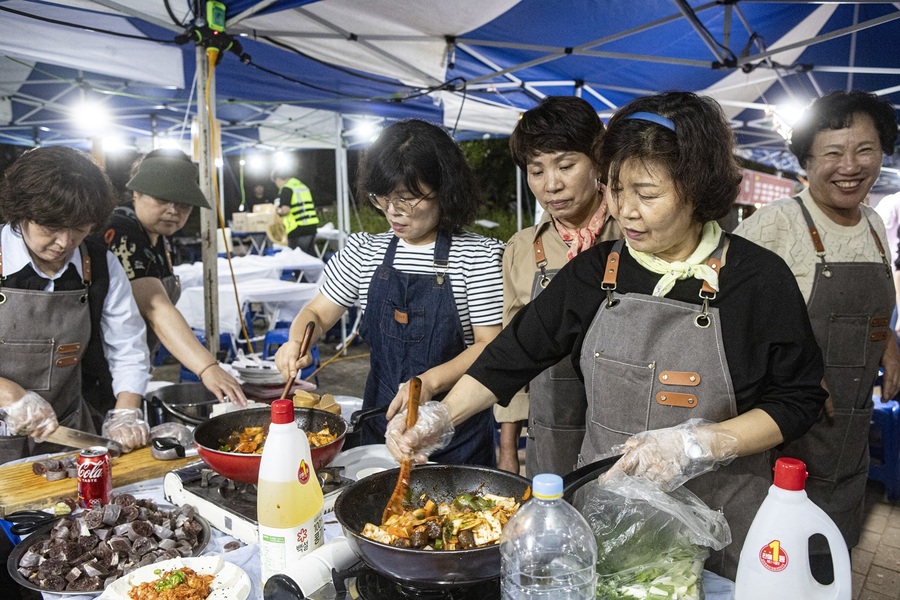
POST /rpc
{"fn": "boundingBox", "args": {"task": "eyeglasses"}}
[368,192,432,215]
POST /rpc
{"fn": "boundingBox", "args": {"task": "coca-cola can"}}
[77,446,112,509]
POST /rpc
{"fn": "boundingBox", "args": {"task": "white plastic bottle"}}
[500,473,597,599]
[257,399,324,585]
[735,457,851,600]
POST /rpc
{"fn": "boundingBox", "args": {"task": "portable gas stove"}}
[332,563,500,600]
[163,460,352,545]
[263,541,501,600]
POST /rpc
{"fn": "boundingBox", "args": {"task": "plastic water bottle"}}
[734,457,851,600]
[500,473,597,599]
[257,399,324,585]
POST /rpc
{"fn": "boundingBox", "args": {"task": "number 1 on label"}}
[769,540,781,563]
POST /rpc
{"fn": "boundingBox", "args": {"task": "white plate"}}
[332,444,399,481]
[97,557,251,600]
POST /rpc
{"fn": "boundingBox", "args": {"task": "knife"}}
[44,426,124,458]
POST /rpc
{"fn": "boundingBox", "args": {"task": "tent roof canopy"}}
[1,0,898,189]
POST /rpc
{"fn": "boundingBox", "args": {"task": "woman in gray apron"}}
[275,120,504,465]
[495,96,620,476]
[89,151,247,412]
[0,146,151,464]
[387,93,827,580]
[735,90,899,560]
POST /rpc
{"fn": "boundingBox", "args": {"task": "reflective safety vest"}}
[280,177,319,234]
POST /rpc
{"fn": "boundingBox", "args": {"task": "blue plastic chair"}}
[262,328,319,384]
[869,399,900,501]
[178,330,234,383]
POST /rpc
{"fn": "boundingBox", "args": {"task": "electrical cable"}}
[0,5,175,44]
[244,61,359,97]
[162,0,187,27]
[2,4,445,108]
[450,80,467,136]
[301,330,367,382]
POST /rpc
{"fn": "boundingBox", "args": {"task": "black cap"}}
[126,156,210,209]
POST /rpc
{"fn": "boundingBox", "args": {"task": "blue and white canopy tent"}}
[1,0,898,346]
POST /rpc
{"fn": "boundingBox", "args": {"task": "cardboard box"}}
[232,211,278,232]
[253,203,277,214]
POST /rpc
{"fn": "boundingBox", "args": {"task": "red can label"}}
[77,446,111,509]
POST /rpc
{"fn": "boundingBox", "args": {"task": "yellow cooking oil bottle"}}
[735,457,851,600]
[257,399,324,585]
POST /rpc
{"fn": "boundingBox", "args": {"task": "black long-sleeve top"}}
[469,234,826,444]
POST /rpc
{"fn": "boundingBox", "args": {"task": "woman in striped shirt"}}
[275,120,504,465]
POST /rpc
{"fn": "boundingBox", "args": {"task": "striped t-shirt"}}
[320,230,505,344]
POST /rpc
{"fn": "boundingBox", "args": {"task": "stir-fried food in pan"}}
[362,492,522,550]
[219,425,337,453]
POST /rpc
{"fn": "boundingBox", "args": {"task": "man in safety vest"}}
[272,166,319,255]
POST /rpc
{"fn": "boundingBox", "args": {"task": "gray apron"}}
[777,198,894,549]
[0,239,97,464]
[146,237,181,356]
[579,237,770,580]
[525,235,587,478]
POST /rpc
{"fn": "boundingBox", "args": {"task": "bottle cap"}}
[532,473,563,499]
[773,457,807,491]
[271,399,295,425]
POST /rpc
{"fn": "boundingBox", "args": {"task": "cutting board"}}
[0,447,198,517]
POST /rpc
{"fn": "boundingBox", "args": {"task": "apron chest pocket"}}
[0,339,54,391]
[588,353,655,435]
[379,302,425,343]
[826,314,868,368]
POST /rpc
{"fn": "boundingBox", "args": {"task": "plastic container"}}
[734,457,851,600]
[500,473,597,599]
[257,399,324,585]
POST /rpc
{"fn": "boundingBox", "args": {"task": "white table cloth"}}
[174,250,325,289]
[175,279,318,337]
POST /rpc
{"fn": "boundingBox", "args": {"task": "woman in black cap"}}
[86,150,247,416]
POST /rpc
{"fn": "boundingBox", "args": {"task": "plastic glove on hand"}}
[604,419,738,492]
[385,401,454,464]
[0,391,58,442]
[102,408,150,453]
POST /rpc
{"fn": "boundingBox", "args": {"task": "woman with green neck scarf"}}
[383,92,827,579]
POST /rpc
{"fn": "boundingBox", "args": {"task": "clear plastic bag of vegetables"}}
[573,470,731,600]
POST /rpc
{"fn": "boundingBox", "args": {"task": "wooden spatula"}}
[280,321,316,400]
[382,376,422,523]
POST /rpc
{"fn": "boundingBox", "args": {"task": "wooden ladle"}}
[279,321,316,400]
[382,376,422,523]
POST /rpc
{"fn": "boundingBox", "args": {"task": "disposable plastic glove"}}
[604,419,738,492]
[102,408,150,453]
[385,401,455,464]
[0,391,58,442]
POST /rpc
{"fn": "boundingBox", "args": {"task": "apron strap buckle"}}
[694,295,712,329]
[433,259,448,286]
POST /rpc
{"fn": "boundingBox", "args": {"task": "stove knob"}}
[263,574,305,599]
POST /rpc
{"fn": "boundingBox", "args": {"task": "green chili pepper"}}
[453,493,474,510]
[154,569,187,591]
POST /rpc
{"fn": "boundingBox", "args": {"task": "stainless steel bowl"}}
[144,382,219,426]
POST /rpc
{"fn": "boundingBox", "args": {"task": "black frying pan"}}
[333,456,619,588]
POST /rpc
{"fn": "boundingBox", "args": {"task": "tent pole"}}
[334,112,352,354]
[196,45,220,357]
